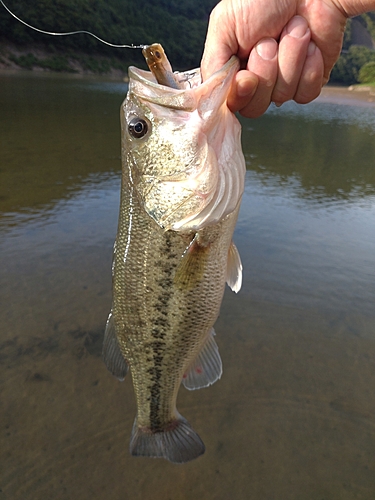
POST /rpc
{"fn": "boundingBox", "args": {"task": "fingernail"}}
[255,38,277,61]
[286,16,309,39]
[307,41,316,56]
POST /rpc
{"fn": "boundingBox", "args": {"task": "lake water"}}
[0,71,375,500]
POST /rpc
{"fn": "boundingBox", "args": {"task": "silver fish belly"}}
[103,55,246,463]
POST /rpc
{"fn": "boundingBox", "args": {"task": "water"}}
[1,71,375,500]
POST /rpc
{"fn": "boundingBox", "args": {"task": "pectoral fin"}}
[226,242,242,293]
[182,328,222,390]
[174,235,209,290]
[102,312,129,381]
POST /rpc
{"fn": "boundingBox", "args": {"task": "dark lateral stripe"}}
[147,231,177,431]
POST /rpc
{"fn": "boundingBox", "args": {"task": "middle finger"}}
[239,38,278,119]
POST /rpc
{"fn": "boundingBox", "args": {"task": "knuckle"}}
[294,89,320,105]
[294,70,324,104]
[240,101,269,119]
[209,2,223,23]
[272,87,293,104]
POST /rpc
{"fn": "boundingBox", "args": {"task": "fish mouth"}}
[128,56,240,112]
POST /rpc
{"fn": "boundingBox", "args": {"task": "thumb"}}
[201,3,238,81]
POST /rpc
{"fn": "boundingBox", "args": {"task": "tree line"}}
[0,0,217,70]
[331,13,375,84]
[0,1,374,83]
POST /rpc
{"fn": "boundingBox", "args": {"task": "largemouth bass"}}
[103,50,246,463]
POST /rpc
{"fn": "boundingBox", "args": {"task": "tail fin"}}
[129,415,205,464]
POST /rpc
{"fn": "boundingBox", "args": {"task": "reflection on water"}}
[0,71,125,216]
[269,97,375,132]
[1,72,375,499]
[242,101,375,201]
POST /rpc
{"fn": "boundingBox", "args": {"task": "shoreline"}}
[0,42,129,78]
[1,55,375,108]
[2,42,375,107]
[318,84,375,107]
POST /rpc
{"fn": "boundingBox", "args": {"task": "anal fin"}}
[182,328,222,390]
[102,312,128,381]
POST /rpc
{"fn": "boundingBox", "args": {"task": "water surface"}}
[1,71,375,500]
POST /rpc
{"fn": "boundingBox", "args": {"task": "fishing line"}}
[0,0,145,49]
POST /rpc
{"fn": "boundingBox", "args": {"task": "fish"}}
[103,48,246,463]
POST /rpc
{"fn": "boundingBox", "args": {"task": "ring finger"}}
[271,15,311,105]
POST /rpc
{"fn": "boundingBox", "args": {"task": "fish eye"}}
[128,118,149,139]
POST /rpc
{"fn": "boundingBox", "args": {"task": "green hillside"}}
[0,1,374,84]
[331,13,375,84]
[0,0,217,71]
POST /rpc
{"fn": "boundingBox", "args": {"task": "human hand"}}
[201,0,349,118]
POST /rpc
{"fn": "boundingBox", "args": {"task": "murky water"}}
[1,71,375,500]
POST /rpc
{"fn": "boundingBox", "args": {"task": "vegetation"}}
[357,12,375,40]
[331,13,375,84]
[0,1,374,82]
[330,45,375,84]
[9,52,76,71]
[0,0,217,71]
[358,61,375,83]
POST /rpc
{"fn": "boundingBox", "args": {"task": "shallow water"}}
[1,71,375,500]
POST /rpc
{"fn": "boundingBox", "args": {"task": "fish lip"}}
[128,67,180,91]
[128,56,240,111]
[129,55,239,89]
